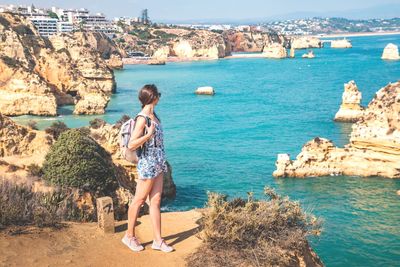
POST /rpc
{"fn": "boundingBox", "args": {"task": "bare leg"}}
[126,178,155,237]
[149,172,164,242]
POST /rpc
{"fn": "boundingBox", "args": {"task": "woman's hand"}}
[145,121,156,139]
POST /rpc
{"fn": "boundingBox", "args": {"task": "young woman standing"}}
[121,84,174,253]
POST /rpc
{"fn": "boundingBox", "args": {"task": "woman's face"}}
[152,92,161,105]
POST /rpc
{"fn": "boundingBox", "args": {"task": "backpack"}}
[119,113,150,163]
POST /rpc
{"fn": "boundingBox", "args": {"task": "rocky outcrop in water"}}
[0,13,121,116]
[263,43,288,58]
[334,81,364,122]
[302,51,315,58]
[273,81,400,179]
[381,43,400,60]
[224,30,287,52]
[331,39,352,48]
[291,37,322,49]
[117,26,230,60]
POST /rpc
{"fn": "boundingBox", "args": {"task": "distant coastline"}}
[311,31,400,38]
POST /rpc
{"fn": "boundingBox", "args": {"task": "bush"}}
[27,164,43,177]
[44,121,69,140]
[89,118,106,129]
[186,187,322,267]
[42,129,117,193]
[115,114,131,128]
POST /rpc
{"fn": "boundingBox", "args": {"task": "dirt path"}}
[0,210,202,267]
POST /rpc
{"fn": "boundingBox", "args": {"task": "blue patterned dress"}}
[137,117,168,179]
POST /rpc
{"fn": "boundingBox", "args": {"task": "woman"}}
[121,84,174,253]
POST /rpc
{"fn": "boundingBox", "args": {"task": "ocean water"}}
[13,35,400,266]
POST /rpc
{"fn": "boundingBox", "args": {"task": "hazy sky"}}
[4,0,400,21]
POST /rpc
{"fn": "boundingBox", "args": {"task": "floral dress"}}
[137,116,168,179]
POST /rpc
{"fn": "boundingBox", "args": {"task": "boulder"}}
[302,51,315,58]
[195,86,215,95]
[381,43,400,60]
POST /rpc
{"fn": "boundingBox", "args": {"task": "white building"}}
[57,21,73,33]
[28,16,58,36]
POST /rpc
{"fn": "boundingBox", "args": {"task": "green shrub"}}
[186,187,322,267]
[89,118,106,129]
[42,129,117,193]
[45,121,69,140]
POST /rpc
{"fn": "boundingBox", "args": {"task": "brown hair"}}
[138,84,161,121]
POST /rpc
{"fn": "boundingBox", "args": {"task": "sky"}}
[3,0,400,22]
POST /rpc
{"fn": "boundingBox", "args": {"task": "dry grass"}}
[186,187,322,267]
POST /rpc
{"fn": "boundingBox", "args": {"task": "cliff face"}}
[274,81,400,179]
[334,81,364,122]
[291,36,323,49]
[0,13,122,116]
[116,26,230,60]
[263,43,288,58]
[224,30,287,52]
[0,113,52,157]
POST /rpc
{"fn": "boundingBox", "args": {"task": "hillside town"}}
[2,3,400,39]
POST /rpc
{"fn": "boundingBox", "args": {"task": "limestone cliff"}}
[334,81,364,122]
[263,43,287,58]
[224,30,287,52]
[291,36,322,49]
[273,81,400,179]
[381,43,400,60]
[0,13,121,116]
[0,113,52,157]
[116,26,230,60]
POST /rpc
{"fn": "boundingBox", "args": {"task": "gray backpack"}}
[119,113,150,163]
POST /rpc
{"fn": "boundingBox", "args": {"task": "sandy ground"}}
[310,31,400,38]
[0,210,203,267]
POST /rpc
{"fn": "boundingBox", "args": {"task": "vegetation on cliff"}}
[187,187,323,267]
[42,129,118,193]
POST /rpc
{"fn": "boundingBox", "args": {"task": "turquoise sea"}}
[13,35,400,266]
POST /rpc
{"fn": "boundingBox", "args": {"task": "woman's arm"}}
[127,116,155,150]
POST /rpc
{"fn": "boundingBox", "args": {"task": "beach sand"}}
[0,210,202,267]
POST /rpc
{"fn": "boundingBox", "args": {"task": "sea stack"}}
[289,47,295,58]
[273,81,400,179]
[195,86,215,95]
[262,43,287,59]
[381,43,400,60]
[331,39,352,48]
[291,36,323,49]
[334,81,364,122]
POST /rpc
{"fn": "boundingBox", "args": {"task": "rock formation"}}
[263,43,288,58]
[0,113,52,157]
[0,13,122,116]
[331,39,352,48]
[381,43,400,60]
[290,47,295,58]
[273,81,400,179]
[302,51,315,58]
[291,37,323,49]
[195,86,215,95]
[334,81,364,122]
[224,30,288,52]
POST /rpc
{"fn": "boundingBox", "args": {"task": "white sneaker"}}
[151,239,174,253]
[121,235,144,252]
